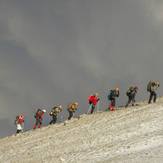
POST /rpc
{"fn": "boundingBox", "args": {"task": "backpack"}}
[67,103,77,112]
[108,90,114,100]
[17,115,24,124]
[50,107,62,115]
[126,87,133,96]
[126,90,130,96]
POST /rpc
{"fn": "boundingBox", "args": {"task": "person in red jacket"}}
[88,93,100,114]
[33,109,46,129]
[15,115,25,134]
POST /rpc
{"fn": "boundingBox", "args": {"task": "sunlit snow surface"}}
[0,98,163,163]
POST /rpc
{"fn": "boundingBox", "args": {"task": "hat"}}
[42,109,46,113]
[115,87,119,91]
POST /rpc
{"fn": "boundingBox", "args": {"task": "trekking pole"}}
[87,103,92,114]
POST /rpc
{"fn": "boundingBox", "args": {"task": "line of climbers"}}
[15,80,160,134]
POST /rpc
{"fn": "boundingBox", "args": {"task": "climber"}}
[67,102,79,120]
[33,109,46,129]
[125,86,138,107]
[49,105,63,124]
[147,81,160,104]
[108,87,119,111]
[88,93,100,114]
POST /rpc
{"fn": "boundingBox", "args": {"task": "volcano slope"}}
[0,98,163,163]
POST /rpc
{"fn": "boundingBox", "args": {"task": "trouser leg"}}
[68,111,73,120]
[16,130,21,134]
[148,92,153,104]
[50,115,57,124]
[148,91,157,104]
[90,105,95,114]
[33,119,39,129]
[34,119,42,129]
[125,96,132,107]
[110,99,115,111]
[153,91,157,103]
[131,95,136,106]
[38,119,42,128]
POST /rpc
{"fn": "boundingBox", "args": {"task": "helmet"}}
[115,87,119,91]
[42,109,46,113]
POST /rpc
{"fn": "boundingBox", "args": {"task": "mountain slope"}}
[0,98,163,163]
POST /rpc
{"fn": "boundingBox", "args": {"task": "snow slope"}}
[0,98,163,163]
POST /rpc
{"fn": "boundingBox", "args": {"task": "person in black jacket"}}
[125,86,138,107]
[107,88,120,111]
[49,105,63,124]
[147,81,160,104]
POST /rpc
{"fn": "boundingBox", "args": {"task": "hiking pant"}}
[68,111,74,120]
[33,118,42,129]
[148,91,157,104]
[16,129,22,134]
[90,104,96,114]
[125,95,135,107]
[109,98,116,111]
[49,115,57,124]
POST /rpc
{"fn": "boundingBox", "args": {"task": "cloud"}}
[0,0,163,137]
[143,0,163,23]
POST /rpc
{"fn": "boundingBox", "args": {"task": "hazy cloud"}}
[0,0,163,137]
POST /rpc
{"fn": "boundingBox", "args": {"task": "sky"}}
[0,0,163,137]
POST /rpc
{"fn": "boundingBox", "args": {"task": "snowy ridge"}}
[0,98,163,163]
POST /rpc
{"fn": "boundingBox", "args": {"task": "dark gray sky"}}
[0,0,163,137]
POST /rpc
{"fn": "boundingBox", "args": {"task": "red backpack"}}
[17,115,25,124]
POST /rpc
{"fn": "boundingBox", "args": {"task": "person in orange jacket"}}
[67,102,79,120]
